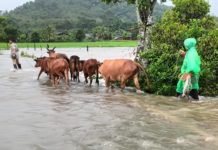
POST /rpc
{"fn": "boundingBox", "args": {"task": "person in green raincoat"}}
[176,38,201,100]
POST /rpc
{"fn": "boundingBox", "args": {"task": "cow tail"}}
[65,57,70,65]
[73,59,77,79]
[69,60,73,80]
[96,63,99,85]
[134,62,151,89]
[134,62,144,72]
[65,62,69,85]
[76,58,80,81]
[65,56,70,70]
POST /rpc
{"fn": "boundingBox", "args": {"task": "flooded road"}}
[0,48,218,150]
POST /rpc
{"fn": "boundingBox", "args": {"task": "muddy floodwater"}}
[0,48,218,150]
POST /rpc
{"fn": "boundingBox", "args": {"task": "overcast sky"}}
[0,0,217,16]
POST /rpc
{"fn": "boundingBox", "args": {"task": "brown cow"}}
[34,57,50,80]
[83,59,99,86]
[70,55,80,82]
[47,58,69,86]
[35,57,69,86]
[99,59,143,91]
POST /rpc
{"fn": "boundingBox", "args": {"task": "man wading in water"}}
[9,40,22,70]
[176,38,201,100]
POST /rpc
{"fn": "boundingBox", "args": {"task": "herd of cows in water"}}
[34,45,144,92]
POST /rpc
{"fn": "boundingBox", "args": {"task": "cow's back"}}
[49,53,70,64]
[83,59,98,74]
[99,59,138,81]
[51,58,69,71]
[70,55,80,69]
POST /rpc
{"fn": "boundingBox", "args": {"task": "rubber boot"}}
[13,64,18,69]
[18,64,22,69]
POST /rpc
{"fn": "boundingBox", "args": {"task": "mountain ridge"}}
[6,0,170,32]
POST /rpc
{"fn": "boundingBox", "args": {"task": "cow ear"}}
[53,47,56,51]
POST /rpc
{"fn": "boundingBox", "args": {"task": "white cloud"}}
[0,0,33,11]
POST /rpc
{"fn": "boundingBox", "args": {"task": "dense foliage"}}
[140,0,218,96]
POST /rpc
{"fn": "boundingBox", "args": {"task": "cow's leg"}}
[120,77,127,90]
[77,71,80,82]
[54,76,58,86]
[56,77,60,85]
[37,69,43,80]
[70,69,73,81]
[72,71,75,81]
[49,74,51,79]
[65,69,69,85]
[51,74,55,86]
[110,81,115,89]
[78,72,80,82]
[84,73,88,84]
[95,69,99,86]
[89,74,93,87]
[56,76,60,87]
[105,76,110,88]
[133,74,140,90]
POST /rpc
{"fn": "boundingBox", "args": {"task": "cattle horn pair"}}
[46,44,56,52]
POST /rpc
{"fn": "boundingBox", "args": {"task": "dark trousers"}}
[177,89,199,100]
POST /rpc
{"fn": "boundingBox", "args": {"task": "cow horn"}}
[53,47,56,50]
[46,44,49,51]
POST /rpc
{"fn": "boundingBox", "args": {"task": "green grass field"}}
[0,40,137,50]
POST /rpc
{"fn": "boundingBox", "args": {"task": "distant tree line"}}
[0,17,138,42]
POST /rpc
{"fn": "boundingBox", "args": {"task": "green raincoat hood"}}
[184,38,197,50]
[181,38,201,74]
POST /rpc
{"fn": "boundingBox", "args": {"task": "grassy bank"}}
[0,40,137,49]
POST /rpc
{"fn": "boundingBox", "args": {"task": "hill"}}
[6,0,170,33]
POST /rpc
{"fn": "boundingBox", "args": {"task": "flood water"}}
[0,48,218,150]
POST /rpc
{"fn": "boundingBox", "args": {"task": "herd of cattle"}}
[34,45,144,92]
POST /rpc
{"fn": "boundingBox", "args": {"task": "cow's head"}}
[34,57,46,67]
[46,44,56,56]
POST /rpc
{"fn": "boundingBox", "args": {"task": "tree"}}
[75,29,85,42]
[4,27,19,42]
[31,32,40,42]
[92,26,112,40]
[40,25,56,42]
[101,0,167,60]
[19,32,30,42]
[140,0,218,96]
[0,16,7,41]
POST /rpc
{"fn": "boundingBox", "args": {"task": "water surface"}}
[0,48,217,150]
